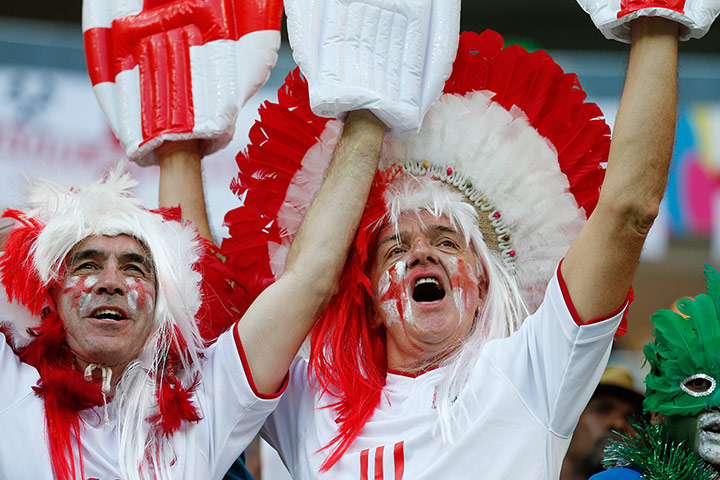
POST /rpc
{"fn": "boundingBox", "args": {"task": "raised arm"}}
[237,110,386,394]
[157,140,214,242]
[562,17,679,320]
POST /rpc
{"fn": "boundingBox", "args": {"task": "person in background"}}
[561,366,644,480]
[593,265,720,479]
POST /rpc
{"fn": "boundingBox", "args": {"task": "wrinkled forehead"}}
[380,204,479,248]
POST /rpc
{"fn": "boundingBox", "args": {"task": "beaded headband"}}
[401,161,515,263]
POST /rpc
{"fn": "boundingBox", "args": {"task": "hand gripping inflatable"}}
[83,0,283,166]
[577,0,720,42]
[285,0,461,139]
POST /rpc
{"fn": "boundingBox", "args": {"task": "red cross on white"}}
[83,0,283,165]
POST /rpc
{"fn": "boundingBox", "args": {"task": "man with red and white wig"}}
[220,0,719,478]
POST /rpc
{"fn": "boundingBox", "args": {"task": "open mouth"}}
[90,308,126,321]
[703,423,720,434]
[412,277,446,303]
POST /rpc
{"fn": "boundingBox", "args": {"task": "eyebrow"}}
[378,224,460,246]
[68,249,153,273]
[379,232,404,247]
[69,249,106,266]
[119,252,153,272]
[430,225,458,235]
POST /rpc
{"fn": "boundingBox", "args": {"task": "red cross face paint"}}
[370,212,484,371]
[52,234,156,370]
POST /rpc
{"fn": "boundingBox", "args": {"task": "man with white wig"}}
[218,0,720,477]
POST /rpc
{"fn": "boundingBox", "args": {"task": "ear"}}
[650,411,665,426]
[368,310,383,329]
[478,275,488,298]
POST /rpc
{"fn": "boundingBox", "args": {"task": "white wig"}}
[0,162,205,480]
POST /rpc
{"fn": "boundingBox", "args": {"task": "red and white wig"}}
[224,30,621,470]
[0,163,239,480]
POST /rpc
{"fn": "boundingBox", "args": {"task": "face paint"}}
[127,289,138,311]
[377,262,410,326]
[445,257,480,327]
[122,276,155,315]
[65,276,80,288]
[62,275,97,313]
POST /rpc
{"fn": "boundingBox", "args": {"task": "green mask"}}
[644,265,720,417]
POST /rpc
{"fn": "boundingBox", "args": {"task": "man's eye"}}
[439,239,456,248]
[74,262,97,272]
[125,264,145,275]
[681,374,717,397]
[389,246,405,256]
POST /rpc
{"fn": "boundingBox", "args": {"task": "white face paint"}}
[446,257,464,326]
[379,300,401,325]
[143,293,155,320]
[83,275,99,288]
[376,261,410,326]
[696,410,720,467]
[377,269,391,298]
[127,289,138,311]
[78,291,93,313]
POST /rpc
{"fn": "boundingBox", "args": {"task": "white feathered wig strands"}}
[0,162,206,480]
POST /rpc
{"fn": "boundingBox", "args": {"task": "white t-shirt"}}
[0,326,284,480]
[263,269,625,479]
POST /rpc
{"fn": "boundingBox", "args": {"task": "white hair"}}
[384,174,529,443]
[1,162,205,480]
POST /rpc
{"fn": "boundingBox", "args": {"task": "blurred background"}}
[0,2,719,475]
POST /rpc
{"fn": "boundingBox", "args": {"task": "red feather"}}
[222,68,332,303]
[148,375,202,437]
[0,210,47,315]
[152,206,249,342]
[195,239,251,341]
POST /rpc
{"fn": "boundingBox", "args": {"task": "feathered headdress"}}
[644,265,720,417]
[225,30,611,312]
[223,30,618,469]
[0,163,244,480]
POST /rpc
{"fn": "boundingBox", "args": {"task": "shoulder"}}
[590,467,644,479]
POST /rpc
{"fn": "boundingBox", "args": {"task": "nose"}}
[93,265,126,296]
[608,411,631,434]
[408,237,439,267]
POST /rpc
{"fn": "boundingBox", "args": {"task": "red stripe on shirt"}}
[393,442,405,480]
[557,258,629,326]
[360,449,369,480]
[232,323,287,399]
[374,446,384,480]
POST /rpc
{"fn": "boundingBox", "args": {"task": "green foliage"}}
[603,419,720,480]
